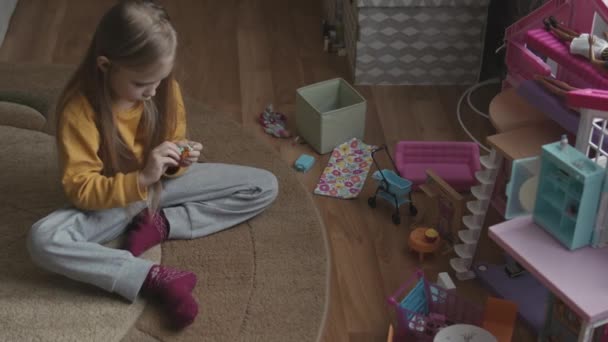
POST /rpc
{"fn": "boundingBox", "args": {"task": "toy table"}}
[489,215,608,341]
[433,324,497,342]
[408,227,442,262]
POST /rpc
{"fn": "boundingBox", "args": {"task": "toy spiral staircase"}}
[450,149,503,280]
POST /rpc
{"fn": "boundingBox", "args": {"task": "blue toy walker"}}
[368,144,417,225]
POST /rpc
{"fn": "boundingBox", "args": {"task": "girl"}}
[26,0,278,330]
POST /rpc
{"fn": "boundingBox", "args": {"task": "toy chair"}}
[482,297,518,342]
[419,169,468,243]
[388,270,484,341]
[394,141,481,193]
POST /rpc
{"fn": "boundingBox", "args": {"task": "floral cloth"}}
[314,138,376,199]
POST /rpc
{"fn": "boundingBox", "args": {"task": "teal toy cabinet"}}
[533,142,604,250]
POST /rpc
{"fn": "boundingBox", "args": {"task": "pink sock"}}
[126,210,169,256]
[142,265,199,329]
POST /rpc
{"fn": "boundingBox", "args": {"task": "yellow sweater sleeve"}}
[163,81,189,178]
[57,96,147,210]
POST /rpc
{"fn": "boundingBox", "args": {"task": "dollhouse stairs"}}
[450,149,503,280]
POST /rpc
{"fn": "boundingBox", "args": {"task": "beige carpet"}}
[0,64,329,342]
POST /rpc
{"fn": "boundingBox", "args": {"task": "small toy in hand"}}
[178,144,192,162]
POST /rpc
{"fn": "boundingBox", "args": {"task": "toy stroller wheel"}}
[409,204,418,216]
[392,213,401,225]
[368,197,377,208]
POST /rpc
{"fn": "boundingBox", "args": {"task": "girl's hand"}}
[176,140,203,167]
[138,141,181,188]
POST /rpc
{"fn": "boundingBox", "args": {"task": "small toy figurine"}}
[259,104,291,138]
[178,144,192,162]
[544,16,608,71]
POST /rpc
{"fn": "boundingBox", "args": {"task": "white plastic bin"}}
[296,78,367,154]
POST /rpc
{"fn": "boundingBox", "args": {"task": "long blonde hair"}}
[56,0,178,176]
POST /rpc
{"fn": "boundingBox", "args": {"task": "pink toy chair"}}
[394,141,481,193]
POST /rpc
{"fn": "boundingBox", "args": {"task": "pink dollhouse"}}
[502,0,608,245]
[504,0,608,90]
[474,1,608,340]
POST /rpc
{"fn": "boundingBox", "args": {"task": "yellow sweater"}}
[57,84,187,210]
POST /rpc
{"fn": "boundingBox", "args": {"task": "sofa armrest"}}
[425,169,464,202]
[0,63,75,136]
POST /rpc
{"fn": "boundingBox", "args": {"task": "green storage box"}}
[296,78,367,154]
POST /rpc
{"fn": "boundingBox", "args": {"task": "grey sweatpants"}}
[27,163,278,302]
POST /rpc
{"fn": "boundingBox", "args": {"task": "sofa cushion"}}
[0,101,46,131]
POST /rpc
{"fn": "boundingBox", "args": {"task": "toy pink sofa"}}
[394,141,481,192]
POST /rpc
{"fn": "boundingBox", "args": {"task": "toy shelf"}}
[532,142,604,250]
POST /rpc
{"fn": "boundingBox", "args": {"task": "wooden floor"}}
[0,1,535,341]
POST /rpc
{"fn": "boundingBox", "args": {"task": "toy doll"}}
[544,16,608,70]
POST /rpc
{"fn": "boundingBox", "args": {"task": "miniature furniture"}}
[502,0,608,89]
[489,215,608,341]
[500,0,608,149]
[481,297,518,342]
[472,1,608,340]
[452,76,571,282]
[475,127,582,334]
[433,324,497,342]
[489,86,549,133]
[533,142,604,250]
[388,270,484,341]
[394,141,481,193]
[408,227,442,262]
[420,169,467,243]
